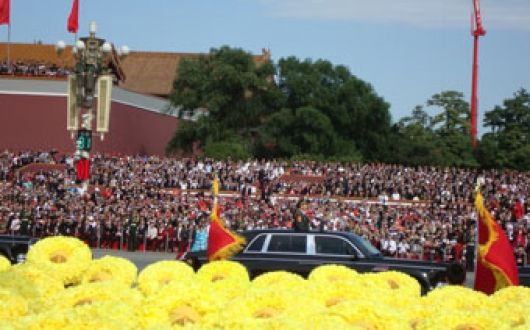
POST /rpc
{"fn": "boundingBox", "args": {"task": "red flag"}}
[197,200,208,213]
[474,192,519,294]
[0,0,9,25]
[207,177,245,262]
[67,0,79,33]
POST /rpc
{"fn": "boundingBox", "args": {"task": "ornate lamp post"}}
[56,22,129,189]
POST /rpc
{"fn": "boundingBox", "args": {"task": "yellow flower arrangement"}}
[250,271,306,293]
[492,286,530,328]
[195,260,250,284]
[0,271,40,309]
[0,255,10,272]
[139,284,212,329]
[308,264,358,283]
[308,279,372,308]
[41,281,143,312]
[196,277,251,316]
[11,301,140,330]
[26,236,92,286]
[422,285,494,312]
[218,289,324,330]
[492,285,530,305]
[8,263,64,304]
[326,299,412,330]
[81,255,138,286]
[137,260,195,296]
[0,288,28,322]
[360,271,422,298]
[391,295,436,328]
[415,309,511,330]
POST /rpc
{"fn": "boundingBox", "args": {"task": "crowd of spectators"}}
[0,60,70,77]
[1,149,530,269]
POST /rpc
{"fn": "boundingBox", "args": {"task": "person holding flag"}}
[207,175,246,262]
[474,183,519,294]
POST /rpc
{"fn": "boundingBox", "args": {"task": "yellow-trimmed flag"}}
[474,192,519,294]
[207,177,246,262]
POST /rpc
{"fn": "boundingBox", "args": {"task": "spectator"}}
[445,262,467,285]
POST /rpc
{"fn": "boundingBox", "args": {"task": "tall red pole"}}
[470,35,479,147]
[470,0,486,147]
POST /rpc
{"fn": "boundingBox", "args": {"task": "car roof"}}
[240,229,361,241]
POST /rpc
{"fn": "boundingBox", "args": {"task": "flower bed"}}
[0,236,528,329]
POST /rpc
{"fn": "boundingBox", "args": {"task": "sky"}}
[2,0,530,135]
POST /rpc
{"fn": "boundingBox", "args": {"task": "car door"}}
[234,233,310,278]
[311,234,374,274]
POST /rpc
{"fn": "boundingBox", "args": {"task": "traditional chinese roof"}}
[0,43,272,98]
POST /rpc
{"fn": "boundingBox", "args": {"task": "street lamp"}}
[56,21,129,188]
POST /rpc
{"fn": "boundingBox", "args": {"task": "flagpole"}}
[6,22,10,73]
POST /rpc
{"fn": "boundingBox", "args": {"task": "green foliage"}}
[477,89,530,170]
[203,140,251,161]
[165,45,530,171]
[275,57,391,161]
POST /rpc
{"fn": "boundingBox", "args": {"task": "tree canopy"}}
[167,45,530,170]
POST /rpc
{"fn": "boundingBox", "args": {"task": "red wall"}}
[0,94,179,156]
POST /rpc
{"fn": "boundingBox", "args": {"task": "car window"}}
[267,235,306,253]
[315,236,356,256]
[246,234,266,252]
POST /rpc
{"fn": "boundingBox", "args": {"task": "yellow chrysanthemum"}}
[6,302,138,330]
[415,309,511,330]
[493,286,530,305]
[382,294,434,328]
[308,279,374,308]
[42,281,143,312]
[361,271,421,297]
[9,263,64,302]
[422,285,493,312]
[0,271,40,308]
[326,300,412,330]
[308,264,358,283]
[26,236,92,286]
[492,286,530,328]
[219,289,324,330]
[0,288,28,322]
[196,277,251,316]
[195,260,250,284]
[251,271,306,293]
[81,255,138,286]
[139,283,213,329]
[137,260,195,296]
[0,255,10,272]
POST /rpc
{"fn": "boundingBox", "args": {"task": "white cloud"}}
[258,0,530,30]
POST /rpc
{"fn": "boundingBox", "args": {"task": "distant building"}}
[0,43,271,156]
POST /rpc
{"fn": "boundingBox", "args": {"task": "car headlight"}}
[16,253,26,263]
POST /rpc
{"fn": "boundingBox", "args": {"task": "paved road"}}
[91,248,475,288]
[91,248,176,272]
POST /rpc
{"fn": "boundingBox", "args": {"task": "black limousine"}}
[183,229,450,294]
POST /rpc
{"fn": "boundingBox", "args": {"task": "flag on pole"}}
[0,0,10,25]
[207,176,246,262]
[474,191,519,294]
[67,0,79,33]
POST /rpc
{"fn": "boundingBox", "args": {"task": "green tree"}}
[259,107,358,158]
[388,106,444,166]
[275,57,392,161]
[167,46,280,156]
[426,91,477,167]
[477,88,530,170]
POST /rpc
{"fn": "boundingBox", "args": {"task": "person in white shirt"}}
[387,236,397,257]
[146,222,158,251]
[398,238,410,258]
